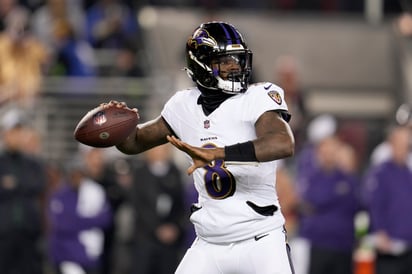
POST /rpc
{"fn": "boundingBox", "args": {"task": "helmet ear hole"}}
[204,75,217,86]
[198,54,209,64]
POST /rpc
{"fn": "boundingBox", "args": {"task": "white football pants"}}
[175,226,295,274]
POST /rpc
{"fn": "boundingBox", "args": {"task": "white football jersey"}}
[161,82,289,243]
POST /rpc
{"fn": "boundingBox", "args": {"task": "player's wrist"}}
[212,147,225,160]
[224,141,258,162]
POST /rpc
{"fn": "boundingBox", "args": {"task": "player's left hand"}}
[167,135,223,175]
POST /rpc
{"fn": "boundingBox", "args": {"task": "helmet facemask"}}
[211,51,252,94]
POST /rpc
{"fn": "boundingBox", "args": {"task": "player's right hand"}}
[101,100,139,118]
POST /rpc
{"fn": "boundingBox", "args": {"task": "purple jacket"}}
[363,160,412,246]
[298,167,361,252]
[47,181,112,269]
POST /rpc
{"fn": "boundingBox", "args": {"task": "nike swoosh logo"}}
[264,84,273,90]
[254,233,269,241]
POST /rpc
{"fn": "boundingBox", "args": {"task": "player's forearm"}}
[222,133,294,163]
[116,127,142,154]
[116,128,166,154]
[117,117,170,154]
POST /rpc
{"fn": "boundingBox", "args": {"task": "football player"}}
[107,21,295,274]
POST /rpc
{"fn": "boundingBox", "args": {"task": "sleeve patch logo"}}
[268,90,282,105]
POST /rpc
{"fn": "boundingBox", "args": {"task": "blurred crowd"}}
[0,0,147,110]
[0,1,412,274]
[0,0,405,107]
[0,107,193,274]
[272,53,412,274]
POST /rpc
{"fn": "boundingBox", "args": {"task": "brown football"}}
[74,104,139,148]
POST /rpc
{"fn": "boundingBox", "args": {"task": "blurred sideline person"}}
[130,144,187,274]
[295,114,337,185]
[104,42,146,77]
[291,112,363,274]
[370,103,412,169]
[273,55,307,152]
[100,21,295,273]
[296,134,361,274]
[78,146,130,274]
[276,161,299,237]
[0,109,47,274]
[363,125,412,274]
[290,114,338,274]
[46,154,112,274]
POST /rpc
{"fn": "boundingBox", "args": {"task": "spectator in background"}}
[85,0,140,50]
[291,114,338,274]
[30,0,86,57]
[275,161,299,237]
[396,7,412,37]
[20,125,43,156]
[0,109,47,274]
[49,18,97,77]
[130,144,187,274]
[0,0,22,31]
[363,124,412,274]
[296,135,361,274]
[295,114,337,183]
[0,5,48,108]
[336,119,368,171]
[104,42,146,77]
[47,155,112,274]
[370,103,412,169]
[79,146,131,274]
[273,55,307,151]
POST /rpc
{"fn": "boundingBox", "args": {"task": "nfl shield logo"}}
[93,111,107,126]
[204,120,210,129]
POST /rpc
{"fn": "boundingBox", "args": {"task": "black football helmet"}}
[185,21,253,94]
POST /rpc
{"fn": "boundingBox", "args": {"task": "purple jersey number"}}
[203,144,236,199]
